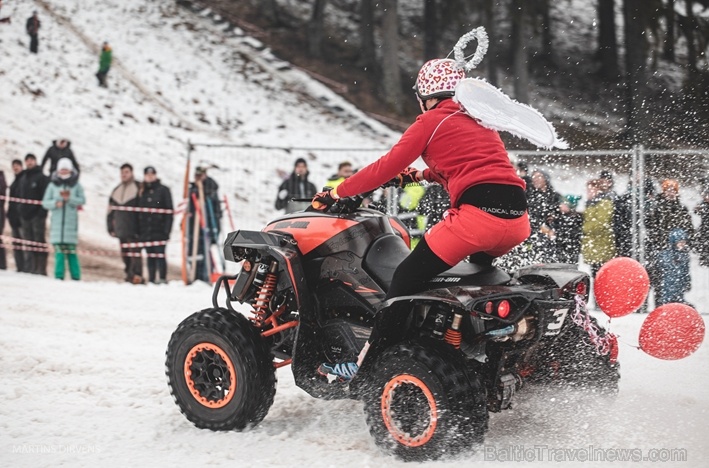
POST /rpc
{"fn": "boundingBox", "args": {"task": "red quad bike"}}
[165,187,619,462]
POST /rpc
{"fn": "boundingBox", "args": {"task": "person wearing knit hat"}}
[646,177,694,306]
[274,158,317,213]
[42,158,85,280]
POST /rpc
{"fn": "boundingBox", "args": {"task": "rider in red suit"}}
[313,58,531,380]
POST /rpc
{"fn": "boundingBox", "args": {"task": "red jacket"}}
[336,99,524,207]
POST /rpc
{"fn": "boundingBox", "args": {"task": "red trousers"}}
[425,205,531,266]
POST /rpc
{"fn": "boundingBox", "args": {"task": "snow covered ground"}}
[0,270,707,467]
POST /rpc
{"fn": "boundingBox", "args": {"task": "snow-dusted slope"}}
[0,271,706,467]
[0,0,397,250]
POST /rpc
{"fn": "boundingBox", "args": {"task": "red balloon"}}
[594,257,650,318]
[639,303,705,360]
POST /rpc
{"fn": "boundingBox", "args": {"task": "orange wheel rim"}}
[184,342,237,408]
[381,374,438,447]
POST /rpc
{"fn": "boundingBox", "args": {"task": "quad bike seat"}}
[363,234,511,291]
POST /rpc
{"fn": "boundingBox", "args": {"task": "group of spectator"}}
[0,141,175,284]
[107,164,174,284]
[516,161,708,308]
[0,143,84,280]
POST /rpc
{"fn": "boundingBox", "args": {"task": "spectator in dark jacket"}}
[7,159,25,272]
[0,169,6,270]
[108,163,143,284]
[550,195,583,265]
[41,139,79,176]
[527,170,560,262]
[137,166,173,284]
[646,179,694,305]
[26,11,40,53]
[18,153,49,275]
[694,187,709,267]
[657,229,691,306]
[275,158,317,213]
[527,169,561,233]
[614,177,655,258]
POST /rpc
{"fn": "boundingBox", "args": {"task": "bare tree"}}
[623,0,650,143]
[537,0,554,63]
[257,0,281,27]
[511,0,529,103]
[598,0,620,80]
[663,0,676,62]
[481,0,498,85]
[424,0,438,60]
[381,0,403,113]
[307,0,327,58]
[358,0,377,69]
[682,0,698,73]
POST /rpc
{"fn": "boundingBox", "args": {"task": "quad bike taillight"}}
[497,300,510,318]
[575,281,587,296]
[483,300,511,318]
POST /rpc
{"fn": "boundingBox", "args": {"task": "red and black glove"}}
[311,189,339,211]
[392,167,422,187]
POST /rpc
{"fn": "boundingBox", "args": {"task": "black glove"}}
[311,189,338,211]
[392,167,422,188]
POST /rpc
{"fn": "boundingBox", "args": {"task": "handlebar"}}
[293,179,414,215]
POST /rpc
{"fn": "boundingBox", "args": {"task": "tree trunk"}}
[482,0,497,86]
[358,0,376,69]
[598,0,620,81]
[684,0,697,72]
[307,0,327,59]
[663,0,675,62]
[511,0,529,103]
[623,0,649,144]
[381,0,403,113]
[257,0,281,26]
[424,0,438,61]
[538,0,553,62]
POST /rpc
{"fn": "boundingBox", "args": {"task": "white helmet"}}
[413,58,466,100]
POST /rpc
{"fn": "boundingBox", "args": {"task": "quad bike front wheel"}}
[362,341,488,461]
[166,307,276,430]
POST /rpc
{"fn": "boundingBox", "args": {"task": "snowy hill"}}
[0,0,398,261]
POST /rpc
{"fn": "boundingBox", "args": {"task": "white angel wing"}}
[454,78,568,150]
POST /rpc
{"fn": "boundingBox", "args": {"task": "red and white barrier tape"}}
[0,236,167,258]
[1,195,187,214]
[109,205,183,214]
[119,240,169,248]
[0,195,43,205]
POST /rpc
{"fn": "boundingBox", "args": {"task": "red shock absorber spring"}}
[444,329,462,349]
[252,273,277,327]
[444,312,463,349]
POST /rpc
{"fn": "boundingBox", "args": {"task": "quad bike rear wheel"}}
[532,316,620,394]
[362,341,488,461]
[166,307,276,430]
